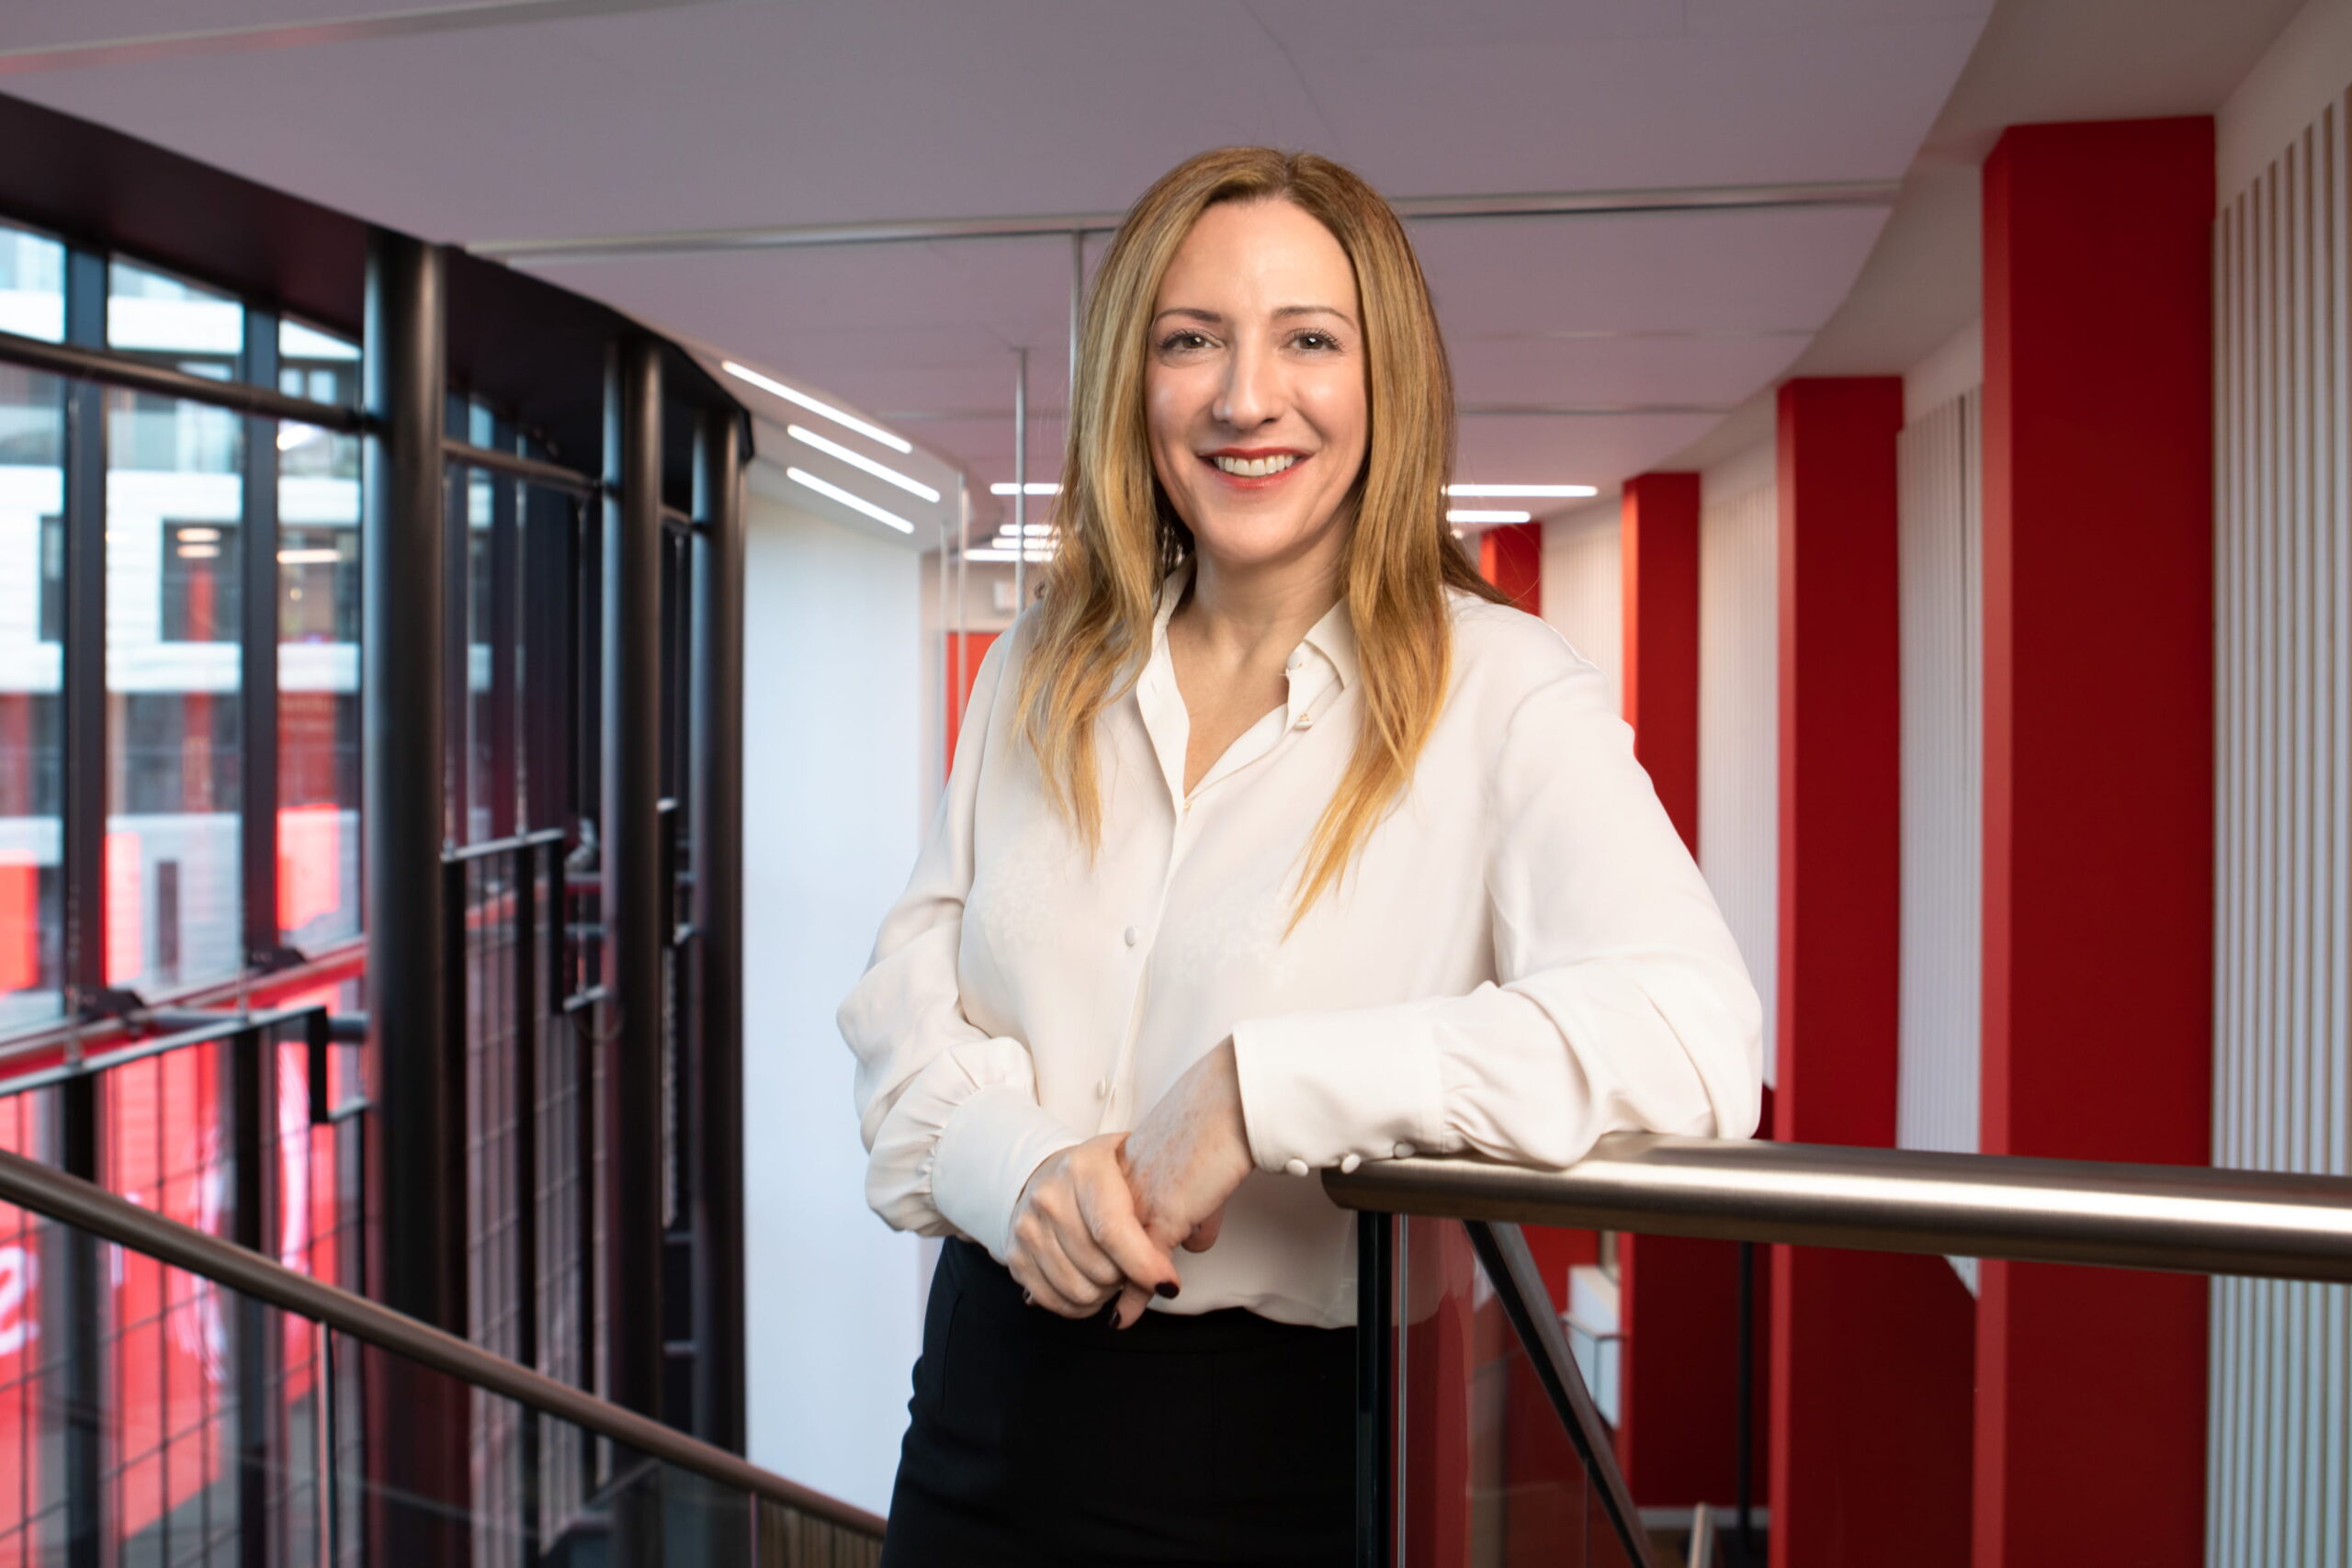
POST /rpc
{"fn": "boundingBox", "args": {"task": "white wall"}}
[2209,36,2352,1563]
[1695,457,1780,1090]
[741,482,926,1518]
[1539,504,1624,715]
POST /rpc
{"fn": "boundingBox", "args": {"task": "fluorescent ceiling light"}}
[277,547,344,565]
[723,361,911,454]
[786,424,939,502]
[1447,483,1598,499]
[989,482,1061,496]
[1446,509,1534,525]
[967,547,1056,562]
[176,526,221,543]
[786,467,914,535]
[277,424,324,452]
[176,544,220,559]
[995,524,1057,536]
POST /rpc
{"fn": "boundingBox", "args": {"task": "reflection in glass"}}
[107,389,244,993]
[0,222,63,343]
[0,367,62,1030]
[107,259,242,368]
[277,319,362,949]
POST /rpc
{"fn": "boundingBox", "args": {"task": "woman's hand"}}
[1007,1132,1182,1318]
[1113,1039,1255,1327]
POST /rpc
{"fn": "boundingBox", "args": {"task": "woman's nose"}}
[1213,342,1280,430]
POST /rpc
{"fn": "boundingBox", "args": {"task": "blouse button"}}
[1284,650,1305,672]
[1122,925,1141,947]
[1094,1078,1111,1100]
[1293,709,1316,729]
[1392,1142,1417,1159]
[1340,1153,1362,1175]
[1283,1158,1310,1178]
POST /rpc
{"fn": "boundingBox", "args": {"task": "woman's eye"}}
[1158,330,1213,354]
[1292,331,1340,352]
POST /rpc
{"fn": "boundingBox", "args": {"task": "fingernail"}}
[1155,1281,1180,1299]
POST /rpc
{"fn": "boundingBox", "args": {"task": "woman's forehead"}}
[1157,199,1357,315]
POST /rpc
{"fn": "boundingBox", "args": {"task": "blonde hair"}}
[1015,147,1503,920]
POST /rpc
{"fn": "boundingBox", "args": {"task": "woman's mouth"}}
[1203,451,1308,486]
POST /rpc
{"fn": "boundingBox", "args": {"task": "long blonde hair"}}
[1015,147,1502,919]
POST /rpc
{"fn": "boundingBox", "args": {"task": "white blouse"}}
[840,568,1763,1329]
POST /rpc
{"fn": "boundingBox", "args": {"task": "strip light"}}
[277,547,345,565]
[989,482,1061,496]
[722,361,911,454]
[786,467,915,534]
[1446,509,1534,525]
[967,547,1056,562]
[786,423,939,502]
[1447,483,1597,498]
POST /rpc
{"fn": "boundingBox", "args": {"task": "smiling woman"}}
[842,147,1763,1567]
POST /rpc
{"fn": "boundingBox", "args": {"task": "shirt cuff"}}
[1230,1001,1448,1175]
[930,1082,1084,1262]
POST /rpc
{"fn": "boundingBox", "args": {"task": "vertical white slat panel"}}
[1698,480,1779,1088]
[1539,509,1623,716]
[2211,86,2352,1568]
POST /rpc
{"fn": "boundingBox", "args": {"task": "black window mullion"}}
[242,310,288,967]
[60,249,110,1011]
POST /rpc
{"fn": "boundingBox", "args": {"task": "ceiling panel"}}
[0,0,1998,513]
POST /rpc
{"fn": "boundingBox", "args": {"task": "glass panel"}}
[277,319,362,950]
[107,390,245,994]
[0,367,63,1031]
[107,259,243,371]
[0,1090,63,1561]
[1392,1217,1651,1568]
[0,223,64,344]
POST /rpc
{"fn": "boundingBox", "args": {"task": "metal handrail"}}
[443,436,602,497]
[0,326,367,428]
[0,1145,887,1540]
[1325,1134,2352,1282]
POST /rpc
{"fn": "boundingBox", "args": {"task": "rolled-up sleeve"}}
[1231,656,1764,1173]
[838,631,1082,1260]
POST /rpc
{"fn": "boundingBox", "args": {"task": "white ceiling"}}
[0,0,2001,535]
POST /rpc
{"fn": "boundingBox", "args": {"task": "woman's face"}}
[1144,197,1369,577]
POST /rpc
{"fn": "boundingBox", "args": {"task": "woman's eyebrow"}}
[1273,304,1357,327]
[1151,307,1224,325]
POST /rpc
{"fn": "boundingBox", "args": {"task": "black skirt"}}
[878,1238,1356,1568]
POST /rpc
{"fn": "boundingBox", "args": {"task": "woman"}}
[841,147,1762,1566]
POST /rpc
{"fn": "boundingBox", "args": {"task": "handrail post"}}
[1354,1210,1392,1568]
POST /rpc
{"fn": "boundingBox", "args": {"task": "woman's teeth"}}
[1211,454,1299,478]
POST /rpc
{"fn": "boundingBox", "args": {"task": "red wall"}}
[1976,117,2215,1568]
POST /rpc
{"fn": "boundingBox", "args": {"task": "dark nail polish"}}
[1155,1281,1180,1299]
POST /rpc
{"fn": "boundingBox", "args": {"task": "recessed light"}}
[723,362,911,454]
[786,424,939,503]
[1447,484,1597,499]
[786,467,914,534]
[1446,509,1534,525]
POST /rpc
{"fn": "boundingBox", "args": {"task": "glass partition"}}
[106,389,247,993]
[0,366,62,1032]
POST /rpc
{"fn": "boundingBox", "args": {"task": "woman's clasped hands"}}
[1005,1039,1256,1328]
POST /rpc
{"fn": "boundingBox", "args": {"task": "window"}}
[0,367,62,1029]
[159,522,239,643]
[277,319,360,948]
[0,222,62,344]
[106,390,244,994]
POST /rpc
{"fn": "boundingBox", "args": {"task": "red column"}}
[1612,471,1740,1506]
[1621,473,1700,848]
[1977,118,2213,1568]
[1476,521,1543,615]
[1770,378,1973,1568]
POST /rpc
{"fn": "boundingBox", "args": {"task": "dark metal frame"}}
[0,1140,886,1540]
